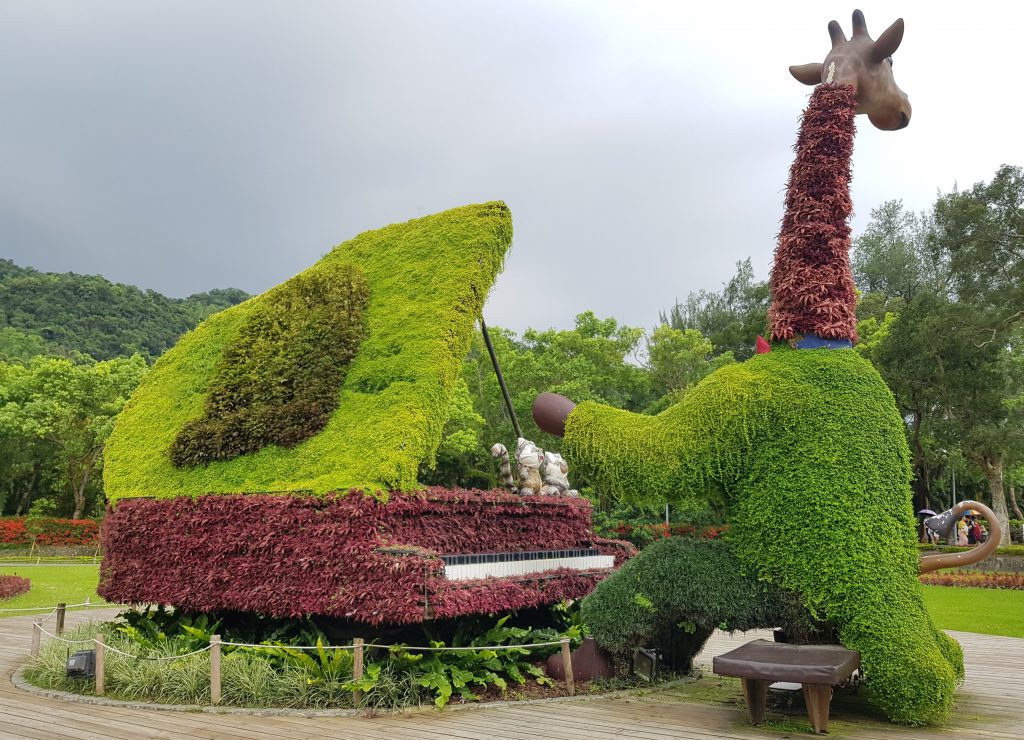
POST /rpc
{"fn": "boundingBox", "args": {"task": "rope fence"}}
[0,599,115,617]
[28,615,578,703]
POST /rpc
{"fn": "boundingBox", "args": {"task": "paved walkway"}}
[1,607,1021,739]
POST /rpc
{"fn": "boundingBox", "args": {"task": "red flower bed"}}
[100,489,632,624]
[0,575,31,600]
[0,517,99,547]
[0,518,27,545]
[920,571,1024,590]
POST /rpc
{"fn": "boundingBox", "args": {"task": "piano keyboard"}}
[441,548,614,581]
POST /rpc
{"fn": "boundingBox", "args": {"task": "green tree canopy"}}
[662,258,769,360]
[0,355,148,517]
[0,259,249,361]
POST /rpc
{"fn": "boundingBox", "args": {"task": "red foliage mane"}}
[768,84,859,343]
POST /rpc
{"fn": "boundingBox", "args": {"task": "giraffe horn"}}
[828,20,846,48]
[851,9,869,38]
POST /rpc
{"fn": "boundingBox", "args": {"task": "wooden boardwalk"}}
[1,607,1022,739]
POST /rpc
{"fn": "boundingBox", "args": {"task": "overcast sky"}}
[1,1,1021,334]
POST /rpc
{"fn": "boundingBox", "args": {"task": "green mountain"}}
[0,259,249,361]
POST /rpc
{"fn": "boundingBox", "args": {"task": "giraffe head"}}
[790,9,911,131]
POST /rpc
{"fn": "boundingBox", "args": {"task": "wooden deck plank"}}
[2,607,1023,739]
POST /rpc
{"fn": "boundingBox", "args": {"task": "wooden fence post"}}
[56,603,67,636]
[561,638,575,697]
[95,634,105,696]
[210,634,221,705]
[352,638,364,706]
[30,620,41,658]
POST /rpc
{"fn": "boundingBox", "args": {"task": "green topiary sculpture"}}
[104,201,512,501]
[535,12,962,726]
[563,347,962,724]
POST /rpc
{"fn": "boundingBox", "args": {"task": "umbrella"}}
[917,509,937,517]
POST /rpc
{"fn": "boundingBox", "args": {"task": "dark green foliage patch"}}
[170,266,369,466]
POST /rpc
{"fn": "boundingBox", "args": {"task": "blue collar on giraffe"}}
[796,334,853,350]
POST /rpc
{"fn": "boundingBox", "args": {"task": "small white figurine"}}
[490,438,577,496]
[540,450,578,497]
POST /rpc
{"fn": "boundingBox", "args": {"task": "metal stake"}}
[480,317,522,439]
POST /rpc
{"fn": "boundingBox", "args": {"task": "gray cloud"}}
[2,1,1022,335]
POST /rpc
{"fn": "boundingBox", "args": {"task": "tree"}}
[0,258,249,361]
[929,165,1024,542]
[0,355,148,517]
[460,313,652,498]
[852,200,941,304]
[644,325,734,413]
[0,328,50,364]
[854,171,1024,541]
[934,164,1024,338]
[662,259,770,360]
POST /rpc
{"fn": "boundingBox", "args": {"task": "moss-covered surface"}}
[104,202,512,501]
[563,346,963,725]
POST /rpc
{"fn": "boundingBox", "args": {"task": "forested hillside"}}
[0,259,248,361]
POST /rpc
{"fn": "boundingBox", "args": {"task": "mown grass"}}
[921,585,1024,638]
[5,565,1023,638]
[0,565,107,615]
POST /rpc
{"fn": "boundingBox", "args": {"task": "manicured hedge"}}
[582,537,813,669]
[563,346,962,725]
[0,517,100,547]
[916,543,1024,557]
[104,202,512,502]
[0,575,31,600]
[100,489,628,624]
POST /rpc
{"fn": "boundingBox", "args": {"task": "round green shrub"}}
[581,537,814,670]
[564,346,963,725]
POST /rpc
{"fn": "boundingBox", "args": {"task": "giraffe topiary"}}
[533,11,966,726]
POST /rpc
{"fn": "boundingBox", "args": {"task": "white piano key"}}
[444,555,614,581]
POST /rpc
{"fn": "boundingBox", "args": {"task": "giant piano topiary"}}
[100,202,632,624]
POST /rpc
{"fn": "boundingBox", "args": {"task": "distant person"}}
[972,519,985,544]
[966,516,977,545]
[957,518,969,546]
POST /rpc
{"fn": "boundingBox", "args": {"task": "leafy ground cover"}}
[920,586,1024,638]
[0,566,106,614]
[24,607,585,709]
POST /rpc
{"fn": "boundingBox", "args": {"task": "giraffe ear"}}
[790,63,823,85]
[871,18,904,63]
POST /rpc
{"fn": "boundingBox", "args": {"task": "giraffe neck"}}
[767,83,859,344]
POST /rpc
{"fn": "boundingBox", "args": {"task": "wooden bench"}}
[712,639,860,734]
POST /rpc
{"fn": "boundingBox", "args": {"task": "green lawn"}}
[4,566,1023,639]
[0,565,107,615]
[921,585,1024,638]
